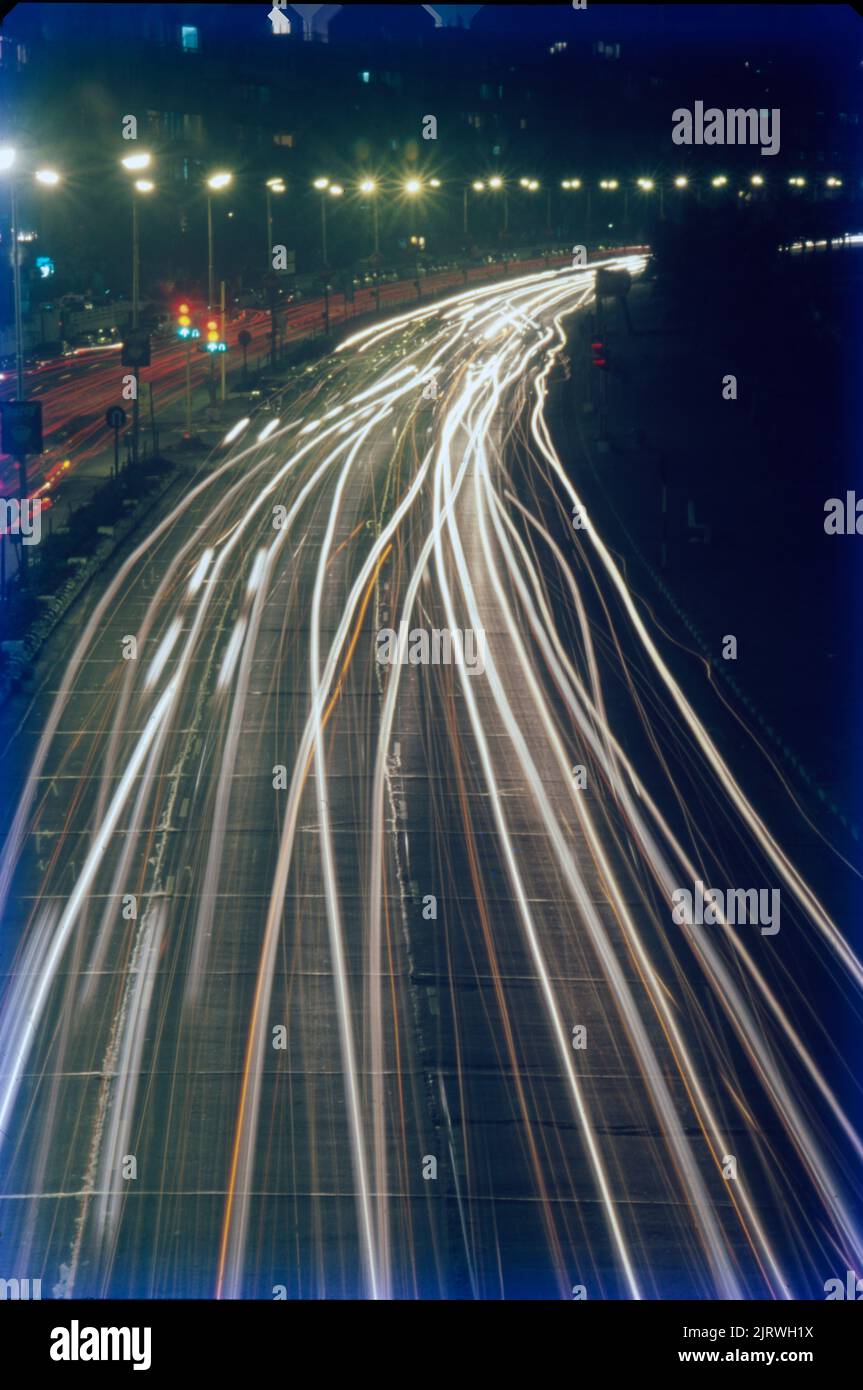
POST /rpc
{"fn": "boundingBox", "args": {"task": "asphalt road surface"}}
[1,253,861,1300]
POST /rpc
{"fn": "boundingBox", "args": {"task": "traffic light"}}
[121,331,151,368]
[201,317,226,353]
[590,338,610,370]
[177,302,192,338]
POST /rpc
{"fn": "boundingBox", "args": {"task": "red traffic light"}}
[590,339,608,368]
[178,302,190,316]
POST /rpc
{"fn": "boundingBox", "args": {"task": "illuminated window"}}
[181,25,199,52]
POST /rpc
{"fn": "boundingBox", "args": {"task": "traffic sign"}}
[105,406,127,430]
[594,268,632,299]
[0,400,43,456]
[121,332,151,368]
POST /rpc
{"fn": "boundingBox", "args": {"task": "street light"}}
[486,174,508,233]
[711,175,728,188]
[265,177,286,268]
[312,178,342,265]
[204,171,232,408]
[205,171,232,311]
[561,177,587,238]
[0,148,62,534]
[826,176,843,188]
[359,178,380,256]
[674,175,689,188]
[750,174,765,187]
[404,178,422,195]
[788,176,806,188]
[313,178,332,264]
[120,158,155,463]
[121,151,151,173]
[637,177,655,191]
[35,168,61,186]
[121,154,156,328]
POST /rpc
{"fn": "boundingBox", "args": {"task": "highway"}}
[0,252,572,510]
[1,252,862,1301]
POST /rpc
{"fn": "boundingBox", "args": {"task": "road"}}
[1,252,861,1300]
[0,252,573,510]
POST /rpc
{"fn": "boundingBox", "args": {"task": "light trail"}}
[1,250,860,1302]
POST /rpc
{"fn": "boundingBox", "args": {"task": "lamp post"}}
[403,177,423,248]
[359,177,379,257]
[0,148,61,574]
[204,172,232,406]
[121,151,152,329]
[487,175,508,236]
[561,179,584,239]
[636,176,655,229]
[598,178,619,234]
[313,177,341,267]
[206,171,232,312]
[265,177,285,269]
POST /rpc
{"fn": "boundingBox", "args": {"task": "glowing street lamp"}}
[120,154,157,329]
[205,171,232,312]
[1,148,62,511]
[35,168,61,186]
[711,175,728,188]
[265,177,286,268]
[486,174,508,232]
[313,177,340,264]
[404,177,422,196]
[674,175,688,189]
[359,178,380,256]
[121,151,151,172]
[561,178,588,237]
[826,176,842,188]
[750,174,765,188]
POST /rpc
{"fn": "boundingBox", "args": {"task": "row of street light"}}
[1,148,852,400]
